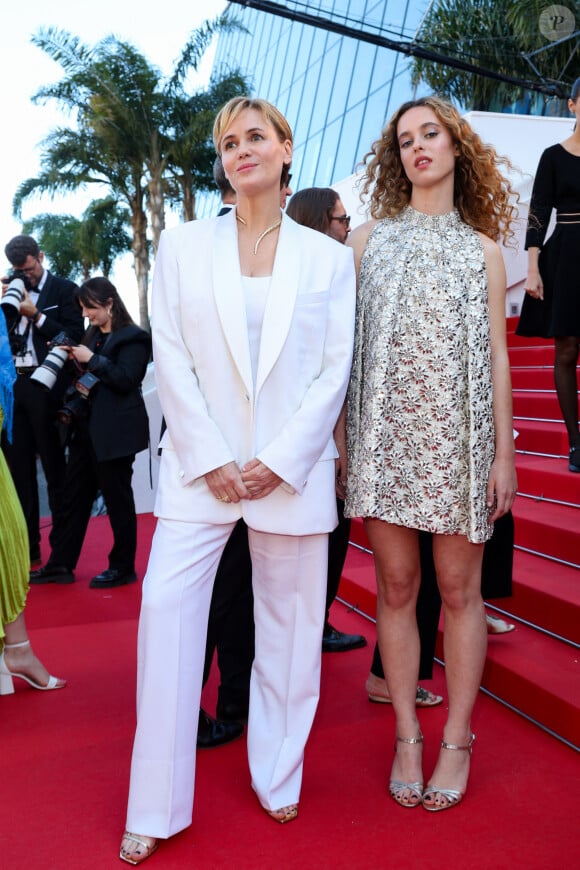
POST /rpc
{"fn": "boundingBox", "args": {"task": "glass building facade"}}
[203,1,429,213]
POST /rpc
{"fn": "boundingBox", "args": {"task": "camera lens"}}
[30,346,70,390]
[1,277,25,312]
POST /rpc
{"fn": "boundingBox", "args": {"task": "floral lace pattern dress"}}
[345,207,495,544]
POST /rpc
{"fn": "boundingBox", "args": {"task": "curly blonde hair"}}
[360,96,519,245]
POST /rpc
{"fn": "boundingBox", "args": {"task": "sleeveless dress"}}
[0,405,30,647]
[345,206,495,544]
[517,144,580,338]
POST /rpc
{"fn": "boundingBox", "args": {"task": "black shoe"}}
[29,564,74,585]
[322,624,367,653]
[197,708,243,749]
[216,700,249,723]
[569,445,580,473]
[89,568,137,588]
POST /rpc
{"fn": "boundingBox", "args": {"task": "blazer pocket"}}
[294,290,330,307]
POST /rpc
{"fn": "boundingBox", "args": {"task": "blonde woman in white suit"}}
[120,97,356,865]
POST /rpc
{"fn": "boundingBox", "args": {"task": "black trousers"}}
[48,420,137,573]
[326,498,351,625]
[370,511,515,681]
[203,519,254,711]
[2,373,67,554]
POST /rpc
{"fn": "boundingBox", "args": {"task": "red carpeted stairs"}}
[338,317,580,749]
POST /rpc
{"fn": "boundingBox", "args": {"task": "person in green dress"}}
[0,308,66,694]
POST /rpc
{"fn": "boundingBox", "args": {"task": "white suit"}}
[126,209,355,837]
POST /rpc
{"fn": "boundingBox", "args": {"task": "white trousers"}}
[125,518,328,838]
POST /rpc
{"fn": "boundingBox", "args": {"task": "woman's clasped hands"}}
[205,459,282,503]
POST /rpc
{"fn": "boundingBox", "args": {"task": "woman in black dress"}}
[517,77,580,472]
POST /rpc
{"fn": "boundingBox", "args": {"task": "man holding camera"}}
[1,235,83,570]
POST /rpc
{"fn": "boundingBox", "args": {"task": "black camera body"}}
[58,371,100,424]
[7,269,34,292]
[8,330,28,358]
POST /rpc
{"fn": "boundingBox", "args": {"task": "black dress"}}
[517,144,580,338]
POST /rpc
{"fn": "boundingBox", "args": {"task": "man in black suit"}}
[2,235,84,566]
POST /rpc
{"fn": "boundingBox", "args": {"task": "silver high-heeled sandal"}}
[0,640,66,694]
[119,832,159,865]
[422,733,475,812]
[389,732,424,808]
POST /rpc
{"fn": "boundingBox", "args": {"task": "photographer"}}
[1,235,83,567]
[30,277,151,588]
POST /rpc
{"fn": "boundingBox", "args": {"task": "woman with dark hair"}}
[344,96,517,812]
[29,277,151,589]
[286,186,351,243]
[517,77,580,472]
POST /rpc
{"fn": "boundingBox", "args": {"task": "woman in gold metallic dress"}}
[344,97,517,812]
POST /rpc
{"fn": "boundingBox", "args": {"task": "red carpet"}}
[1,515,578,869]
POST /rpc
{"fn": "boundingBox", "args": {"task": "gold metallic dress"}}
[345,207,495,544]
[0,406,29,646]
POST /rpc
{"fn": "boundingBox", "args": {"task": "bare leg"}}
[3,612,64,688]
[423,534,486,809]
[553,336,580,448]
[364,520,422,804]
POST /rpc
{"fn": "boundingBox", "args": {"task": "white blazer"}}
[152,208,356,535]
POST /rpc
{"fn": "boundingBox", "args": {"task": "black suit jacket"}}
[84,324,151,462]
[34,271,84,361]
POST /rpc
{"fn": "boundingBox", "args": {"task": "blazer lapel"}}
[212,210,254,399]
[255,214,300,395]
[35,271,53,311]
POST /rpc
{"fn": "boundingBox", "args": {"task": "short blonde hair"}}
[213,97,293,187]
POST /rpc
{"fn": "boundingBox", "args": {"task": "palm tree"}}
[78,198,132,279]
[164,72,248,222]
[12,15,248,329]
[13,117,151,327]
[21,213,84,280]
[411,0,579,112]
[22,198,131,282]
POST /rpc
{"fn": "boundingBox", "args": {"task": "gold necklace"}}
[236,214,282,255]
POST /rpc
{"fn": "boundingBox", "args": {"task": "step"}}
[434,622,579,748]
[508,345,555,366]
[339,539,579,747]
[506,332,553,348]
[509,550,580,644]
[513,390,563,419]
[516,453,580,505]
[506,321,550,348]
[513,495,580,567]
[510,367,554,390]
[344,521,579,644]
[514,419,569,456]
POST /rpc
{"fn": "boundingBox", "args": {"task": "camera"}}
[1,270,33,311]
[57,371,100,424]
[30,331,74,390]
[1,271,34,346]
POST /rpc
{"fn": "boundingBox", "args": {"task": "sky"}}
[1,0,228,317]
